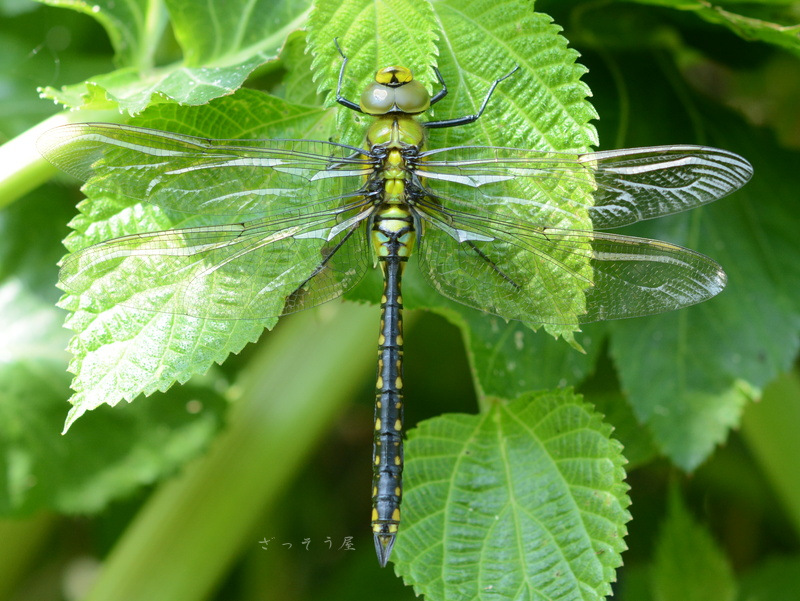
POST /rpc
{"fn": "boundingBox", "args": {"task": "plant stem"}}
[0,111,122,208]
[741,370,800,536]
[83,302,377,601]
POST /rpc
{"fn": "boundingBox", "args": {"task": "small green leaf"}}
[275,30,325,106]
[621,0,800,55]
[37,0,312,113]
[651,489,737,601]
[403,273,601,396]
[742,371,800,535]
[396,390,630,601]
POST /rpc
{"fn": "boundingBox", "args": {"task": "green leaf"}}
[0,8,112,136]
[620,0,800,55]
[37,0,312,114]
[610,115,799,470]
[403,288,603,398]
[274,30,326,106]
[422,0,596,343]
[651,489,737,601]
[58,89,333,427]
[742,371,800,535]
[584,390,659,470]
[568,44,800,470]
[37,0,160,68]
[0,186,226,514]
[396,390,630,600]
[462,316,600,398]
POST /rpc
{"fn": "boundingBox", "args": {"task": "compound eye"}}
[392,80,430,114]
[360,83,395,115]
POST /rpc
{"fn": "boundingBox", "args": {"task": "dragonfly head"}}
[360,66,431,116]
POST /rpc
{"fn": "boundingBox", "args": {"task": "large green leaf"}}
[37,0,311,113]
[57,89,334,427]
[593,56,800,470]
[396,390,630,601]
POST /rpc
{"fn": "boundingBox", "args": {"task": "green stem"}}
[0,111,123,209]
[83,302,377,601]
[0,514,55,599]
[741,370,800,536]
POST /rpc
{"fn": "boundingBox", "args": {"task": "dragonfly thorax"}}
[365,114,425,208]
[366,115,425,149]
[360,66,431,115]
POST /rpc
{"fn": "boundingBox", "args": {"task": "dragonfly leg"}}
[424,65,519,129]
[429,66,448,106]
[466,240,522,290]
[334,38,363,113]
[283,226,359,313]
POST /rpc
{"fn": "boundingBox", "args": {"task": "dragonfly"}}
[38,45,752,566]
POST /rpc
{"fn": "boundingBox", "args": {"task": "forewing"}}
[419,144,752,229]
[38,123,373,218]
[59,200,373,320]
[415,200,726,325]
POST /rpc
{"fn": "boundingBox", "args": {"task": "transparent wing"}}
[414,196,726,325]
[38,123,373,218]
[419,144,752,229]
[60,198,374,320]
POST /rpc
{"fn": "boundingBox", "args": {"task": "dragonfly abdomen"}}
[371,207,414,567]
